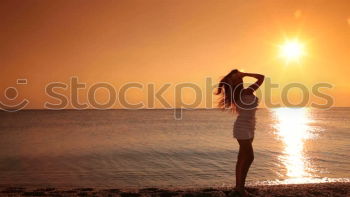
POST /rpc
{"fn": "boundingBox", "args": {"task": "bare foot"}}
[234,187,249,197]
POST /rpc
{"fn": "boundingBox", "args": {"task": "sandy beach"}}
[1,182,349,197]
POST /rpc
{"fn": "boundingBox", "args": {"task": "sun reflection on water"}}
[273,107,317,183]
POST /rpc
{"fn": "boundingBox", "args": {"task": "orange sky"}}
[1,0,350,109]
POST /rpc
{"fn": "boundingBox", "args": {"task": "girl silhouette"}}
[216,69,264,197]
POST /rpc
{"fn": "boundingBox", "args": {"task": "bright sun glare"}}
[274,108,320,184]
[279,39,305,62]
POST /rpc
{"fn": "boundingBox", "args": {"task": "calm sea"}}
[0,108,349,189]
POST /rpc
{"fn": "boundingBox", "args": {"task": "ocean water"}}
[0,108,349,189]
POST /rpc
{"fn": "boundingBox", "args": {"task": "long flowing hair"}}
[215,69,244,111]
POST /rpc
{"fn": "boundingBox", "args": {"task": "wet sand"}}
[0,182,349,196]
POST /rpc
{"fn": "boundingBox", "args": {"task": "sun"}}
[279,39,305,63]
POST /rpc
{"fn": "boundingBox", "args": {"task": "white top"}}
[236,94,258,112]
[233,93,258,140]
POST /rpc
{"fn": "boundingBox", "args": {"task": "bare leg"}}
[235,145,243,189]
[235,139,254,197]
[240,139,254,189]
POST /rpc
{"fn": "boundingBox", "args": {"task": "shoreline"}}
[1,182,349,196]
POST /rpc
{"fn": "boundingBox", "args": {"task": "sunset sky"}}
[1,0,349,109]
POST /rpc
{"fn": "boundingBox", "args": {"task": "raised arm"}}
[242,72,265,93]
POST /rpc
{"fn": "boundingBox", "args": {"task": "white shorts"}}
[233,119,255,140]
